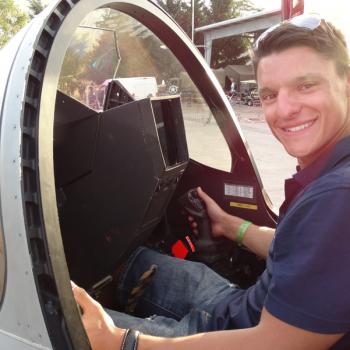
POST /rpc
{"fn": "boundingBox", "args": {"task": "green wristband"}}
[236,220,252,247]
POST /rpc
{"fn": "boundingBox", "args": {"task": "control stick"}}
[178,188,227,264]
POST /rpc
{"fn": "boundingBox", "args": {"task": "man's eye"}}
[300,82,315,90]
[261,93,276,101]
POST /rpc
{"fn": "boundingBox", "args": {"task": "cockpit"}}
[53,7,273,293]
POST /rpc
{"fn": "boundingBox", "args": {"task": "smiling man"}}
[73,15,350,350]
[257,34,350,168]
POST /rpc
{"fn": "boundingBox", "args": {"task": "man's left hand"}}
[71,281,125,350]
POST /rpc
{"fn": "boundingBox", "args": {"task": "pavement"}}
[183,103,296,208]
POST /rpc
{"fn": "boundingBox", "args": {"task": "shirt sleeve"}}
[265,187,350,334]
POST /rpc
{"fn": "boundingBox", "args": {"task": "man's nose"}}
[276,90,301,118]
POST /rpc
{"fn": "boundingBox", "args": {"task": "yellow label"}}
[230,202,258,210]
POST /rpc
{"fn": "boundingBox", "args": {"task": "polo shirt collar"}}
[318,135,350,176]
[279,135,350,217]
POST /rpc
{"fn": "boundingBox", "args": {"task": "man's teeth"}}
[285,121,313,133]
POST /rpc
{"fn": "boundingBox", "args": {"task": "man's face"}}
[257,46,350,168]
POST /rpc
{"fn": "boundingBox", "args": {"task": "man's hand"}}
[71,281,124,350]
[188,187,244,241]
[190,187,274,258]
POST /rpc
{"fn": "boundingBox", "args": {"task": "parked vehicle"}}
[244,89,261,106]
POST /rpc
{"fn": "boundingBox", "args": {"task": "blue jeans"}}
[105,247,240,337]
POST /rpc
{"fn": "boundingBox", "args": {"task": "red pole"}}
[281,0,292,20]
[281,0,304,20]
[293,0,304,16]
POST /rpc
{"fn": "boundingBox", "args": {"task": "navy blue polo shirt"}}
[210,136,350,349]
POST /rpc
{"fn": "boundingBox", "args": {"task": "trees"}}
[0,0,47,49]
[1,0,257,67]
[154,0,257,68]
[155,0,209,38]
[210,0,255,20]
[0,0,28,48]
[208,0,256,68]
[28,0,46,18]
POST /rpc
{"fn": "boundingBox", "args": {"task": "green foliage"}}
[28,0,45,18]
[156,0,210,38]
[0,0,29,48]
[208,0,255,68]
[155,0,257,68]
[211,36,250,68]
[209,0,255,21]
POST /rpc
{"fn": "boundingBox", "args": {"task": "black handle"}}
[178,188,227,264]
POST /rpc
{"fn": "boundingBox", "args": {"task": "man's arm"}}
[72,283,343,350]
[194,187,275,258]
[139,309,343,350]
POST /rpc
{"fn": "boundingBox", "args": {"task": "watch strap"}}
[120,329,140,350]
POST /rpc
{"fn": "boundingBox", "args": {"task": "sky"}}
[304,0,350,45]
[250,0,280,11]
[251,0,350,47]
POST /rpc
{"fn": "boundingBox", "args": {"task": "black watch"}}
[120,329,141,350]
